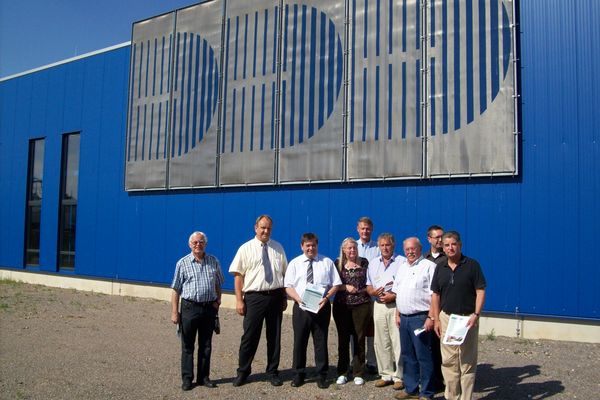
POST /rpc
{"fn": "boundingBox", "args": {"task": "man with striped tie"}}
[284,232,342,389]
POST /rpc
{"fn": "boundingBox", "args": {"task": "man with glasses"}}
[430,231,486,400]
[171,231,224,391]
[424,225,446,266]
[229,215,288,387]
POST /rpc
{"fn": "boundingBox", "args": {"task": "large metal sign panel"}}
[426,0,515,176]
[219,0,279,185]
[125,12,175,190]
[168,1,223,188]
[347,0,423,180]
[124,0,517,190]
[277,0,345,183]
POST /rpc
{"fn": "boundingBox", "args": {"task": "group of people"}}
[170,215,486,400]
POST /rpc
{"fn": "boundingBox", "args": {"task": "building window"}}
[24,139,45,266]
[57,133,80,269]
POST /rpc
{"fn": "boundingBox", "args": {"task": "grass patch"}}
[486,329,496,341]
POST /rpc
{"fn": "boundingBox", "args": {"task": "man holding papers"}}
[430,231,486,400]
[284,233,342,389]
[392,237,437,400]
[366,233,406,390]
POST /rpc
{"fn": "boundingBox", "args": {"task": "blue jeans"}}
[399,313,435,398]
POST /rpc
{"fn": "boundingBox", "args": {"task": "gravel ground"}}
[1,280,599,400]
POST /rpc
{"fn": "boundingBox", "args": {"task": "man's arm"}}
[466,288,486,328]
[285,287,302,305]
[171,289,180,324]
[431,292,441,337]
[233,273,245,316]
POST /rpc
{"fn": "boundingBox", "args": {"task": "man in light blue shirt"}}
[356,216,380,373]
[356,216,380,262]
[366,233,406,390]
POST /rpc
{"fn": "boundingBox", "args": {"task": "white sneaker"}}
[354,377,365,385]
[336,375,348,385]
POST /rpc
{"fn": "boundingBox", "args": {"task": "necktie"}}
[262,244,273,284]
[307,259,314,284]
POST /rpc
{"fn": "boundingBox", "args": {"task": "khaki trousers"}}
[373,301,402,382]
[439,310,479,400]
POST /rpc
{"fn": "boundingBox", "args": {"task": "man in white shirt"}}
[392,237,437,400]
[366,233,406,390]
[285,232,341,389]
[229,215,288,387]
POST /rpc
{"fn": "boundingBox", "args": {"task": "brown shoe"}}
[374,379,393,387]
[393,380,405,390]
[394,392,419,399]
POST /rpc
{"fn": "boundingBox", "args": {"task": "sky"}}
[0,0,200,78]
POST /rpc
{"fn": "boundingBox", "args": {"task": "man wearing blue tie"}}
[229,215,288,387]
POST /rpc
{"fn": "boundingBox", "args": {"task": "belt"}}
[182,298,215,307]
[400,311,429,317]
[245,288,284,295]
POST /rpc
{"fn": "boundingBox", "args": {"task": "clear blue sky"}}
[0,0,199,78]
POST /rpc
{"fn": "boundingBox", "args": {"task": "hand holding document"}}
[442,314,471,345]
[300,283,326,313]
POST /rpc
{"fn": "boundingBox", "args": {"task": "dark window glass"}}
[25,139,45,266]
[58,133,80,269]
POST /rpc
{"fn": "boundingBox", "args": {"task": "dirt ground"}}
[1,280,599,400]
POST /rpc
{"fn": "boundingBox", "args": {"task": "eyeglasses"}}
[191,240,205,245]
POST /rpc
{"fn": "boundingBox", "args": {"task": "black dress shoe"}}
[269,374,283,386]
[181,380,193,391]
[200,378,216,388]
[317,377,329,389]
[290,375,305,387]
[232,374,247,387]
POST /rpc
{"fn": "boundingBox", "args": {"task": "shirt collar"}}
[408,255,424,267]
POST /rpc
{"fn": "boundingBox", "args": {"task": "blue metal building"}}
[0,0,599,330]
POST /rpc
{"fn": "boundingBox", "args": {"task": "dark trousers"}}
[399,313,435,398]
[180,299,216,384]
[292,301,331,377]
[237,290,284,376]
[332,301,373,377]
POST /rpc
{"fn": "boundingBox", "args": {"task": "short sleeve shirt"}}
[392,256,437,314]
[366,254,406,291]
[171,253,224,303]
[284,253,342,299]
[357,239,380,262]
[229,237,287,292]
[430,255,486,315]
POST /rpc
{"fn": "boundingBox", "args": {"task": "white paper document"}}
[442,314,471,345]
[413,327,426,336]
[301,283,326,313]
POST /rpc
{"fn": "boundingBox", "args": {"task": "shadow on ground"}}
[475,363,564,399]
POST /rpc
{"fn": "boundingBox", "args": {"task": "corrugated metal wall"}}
[1,0,599,320]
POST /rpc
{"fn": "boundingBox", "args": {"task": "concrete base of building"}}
[2,268,599,344]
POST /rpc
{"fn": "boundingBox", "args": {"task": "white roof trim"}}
[0,42,131,82]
